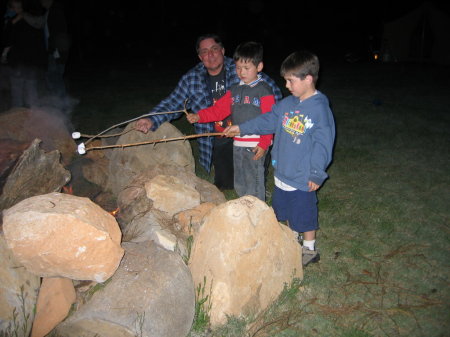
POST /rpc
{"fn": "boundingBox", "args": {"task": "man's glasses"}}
[198,45,222,57]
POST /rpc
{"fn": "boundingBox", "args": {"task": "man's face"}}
[198,38,225,76]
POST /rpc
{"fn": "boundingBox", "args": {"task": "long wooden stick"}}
[77,128,136,139]
[84,100,190,145]
[83,132,225,152]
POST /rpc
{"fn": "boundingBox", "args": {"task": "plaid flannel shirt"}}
[149,56,283,172]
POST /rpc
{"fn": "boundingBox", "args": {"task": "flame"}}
[110,207,120,217]
[62,185,73,194]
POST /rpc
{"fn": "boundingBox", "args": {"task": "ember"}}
[110,207,120,217]
[62,185,73,194]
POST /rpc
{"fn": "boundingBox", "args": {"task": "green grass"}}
[69,59,450,337]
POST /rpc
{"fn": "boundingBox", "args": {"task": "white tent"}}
[381,2,450,65]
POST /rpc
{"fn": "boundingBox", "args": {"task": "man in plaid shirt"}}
[136,34,282,189]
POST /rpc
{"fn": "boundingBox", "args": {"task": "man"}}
[135,34,282,190]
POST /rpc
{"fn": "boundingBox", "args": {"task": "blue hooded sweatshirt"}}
[239,91,335,191]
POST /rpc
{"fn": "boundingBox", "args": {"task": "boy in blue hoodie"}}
[224,50,335,266]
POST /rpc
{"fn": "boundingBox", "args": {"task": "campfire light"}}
[110,207,120,217]
[62,185,73,194]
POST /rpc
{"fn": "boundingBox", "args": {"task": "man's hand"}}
[135,118,153,133]
[186,113,200,124]
[224,125,240,137]
[308,181,320,192]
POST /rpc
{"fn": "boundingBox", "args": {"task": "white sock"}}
[303,240,315,251]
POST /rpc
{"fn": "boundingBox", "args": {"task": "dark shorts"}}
[272,186,319,233]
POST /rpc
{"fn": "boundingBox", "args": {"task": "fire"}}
[62,185,73,194]
[110,207,120,217]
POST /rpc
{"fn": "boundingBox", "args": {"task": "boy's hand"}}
[224,125,240,137]
[186,113,199,124]
[135,118,153,133]
[308,181,320,192]
[252,146,266,160]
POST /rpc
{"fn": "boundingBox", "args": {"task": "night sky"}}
[1,0,449,67]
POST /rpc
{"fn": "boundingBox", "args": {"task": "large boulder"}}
[55,241,195,337]
[0,107,77,165]
[0,139,71,211]
[189,195,303,327]
[106,122,195,195]
[2,192,124,282]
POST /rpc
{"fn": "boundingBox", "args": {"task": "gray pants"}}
[233,146,266,201]
[9,65,40,108]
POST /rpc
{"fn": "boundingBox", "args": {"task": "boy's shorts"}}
[272,186,319,233]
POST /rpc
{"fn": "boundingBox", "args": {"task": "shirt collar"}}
[239,74,262,87]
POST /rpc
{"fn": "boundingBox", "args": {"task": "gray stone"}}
[0,233,40,336]
[56,241,195,337]
[106,122,195,195]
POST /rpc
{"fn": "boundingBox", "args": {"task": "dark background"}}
[1,0,449,70]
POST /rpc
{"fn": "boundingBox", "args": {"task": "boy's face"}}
[235,59,263,85]
[284,73,312,100]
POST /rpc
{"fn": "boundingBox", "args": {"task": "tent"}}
[381,2,450,65]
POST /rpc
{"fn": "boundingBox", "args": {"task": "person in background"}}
[41,0,72,109]
[17,0,74,110]
[135,33,282,191]
[2,0,47,108]
[187,41,275,201]
[224,50,336,266]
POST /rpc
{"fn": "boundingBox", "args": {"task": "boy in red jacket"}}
[187,41,275,201]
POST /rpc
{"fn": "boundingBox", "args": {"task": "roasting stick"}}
[78,132,225,154]
[72,127,136,139]
[73,99,190,145]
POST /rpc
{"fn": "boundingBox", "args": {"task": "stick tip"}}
[72,132,81,139]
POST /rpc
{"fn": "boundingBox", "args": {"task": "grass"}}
[68,58,450,337]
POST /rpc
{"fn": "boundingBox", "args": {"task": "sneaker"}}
[302,246,320,266]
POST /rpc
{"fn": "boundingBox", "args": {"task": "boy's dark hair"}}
[233,41,263,67]
[280,51,320,83]
[195,34,223,53]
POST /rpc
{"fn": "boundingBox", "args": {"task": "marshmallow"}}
[77,143,86,155]
[72,132,81,139]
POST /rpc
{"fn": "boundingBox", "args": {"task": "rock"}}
[189,195,303,327]
[30,277,76,337]
[117,164,225,229]
[116,165,225,259]
[0,139,30,186]
[175,202,216,236]
[106,122,195,195]
[0,233,40,336]
[0,139,71,211]
[145,174,201,216]
[55,241,195,337]
[2,192,124,281]
[0,107,77,165]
